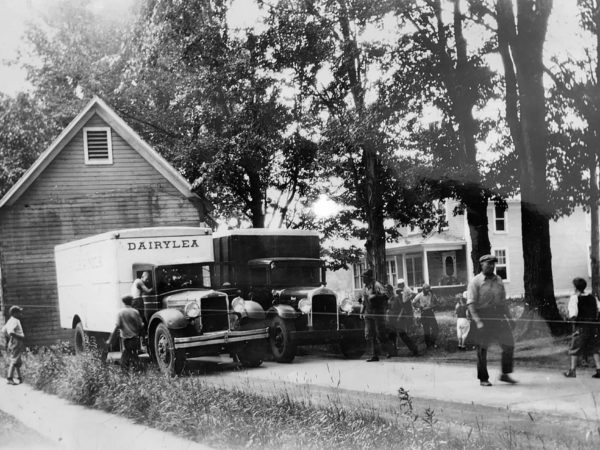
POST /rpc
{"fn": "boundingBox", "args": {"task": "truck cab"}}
[213,230,364,363]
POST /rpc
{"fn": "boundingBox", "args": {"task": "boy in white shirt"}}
[1,305,25,385]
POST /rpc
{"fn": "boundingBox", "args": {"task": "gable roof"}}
[0,96,200,208]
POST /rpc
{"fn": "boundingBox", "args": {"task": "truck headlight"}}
[298,298,312,314]
[184,301,200,318]
[231,297,246,314]
[340,298,353,313]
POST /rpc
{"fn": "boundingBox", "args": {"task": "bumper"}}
[174,327,269,350]
[291,327,364,345]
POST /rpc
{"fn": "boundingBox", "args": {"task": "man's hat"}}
[397,278,405,285]
[9,305,23,315]
[361,269,373,278]
[479,254,498,263]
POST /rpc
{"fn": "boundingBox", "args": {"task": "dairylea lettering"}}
[127,239,199,250]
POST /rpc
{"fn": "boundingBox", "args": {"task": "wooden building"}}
[0,97,212,346]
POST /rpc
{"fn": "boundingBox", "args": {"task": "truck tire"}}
[269,316,296,363]
[154,323,185,376]
[237,340,266,368]
[73,322,89,354]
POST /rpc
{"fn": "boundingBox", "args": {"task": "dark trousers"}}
[474,317,514,381]
[421,308,439,348]
[365,313,388,357]
[388,330,418,355]
[121,337,141,371]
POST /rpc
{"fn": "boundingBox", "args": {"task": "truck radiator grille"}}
[312,295,337,330]
[201,296,229,332]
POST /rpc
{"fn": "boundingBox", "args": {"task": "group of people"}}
[360,270,442,362]
[359,255,509,385]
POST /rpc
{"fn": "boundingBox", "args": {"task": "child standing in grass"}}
[1,305,25,385]
[455,292,470,350]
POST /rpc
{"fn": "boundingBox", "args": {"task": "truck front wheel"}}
[269,316,296,363]
[154,323,185,376]
[73,322,88,354]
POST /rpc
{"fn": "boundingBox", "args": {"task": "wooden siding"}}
[0,114,204,346]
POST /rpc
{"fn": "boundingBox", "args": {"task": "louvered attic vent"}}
[83,127,113,164]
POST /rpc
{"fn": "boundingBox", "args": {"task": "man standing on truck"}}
[106,295,144,372]
[360,269,389,362]
[131,271,153,309]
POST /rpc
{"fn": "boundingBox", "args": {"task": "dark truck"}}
[212,230,364,362]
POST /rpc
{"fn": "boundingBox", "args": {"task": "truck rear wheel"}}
[73,322,88,354]
[269,316,296,363]
[154,323,185,376]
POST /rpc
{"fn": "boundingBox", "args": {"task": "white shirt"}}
[1,317,24,339]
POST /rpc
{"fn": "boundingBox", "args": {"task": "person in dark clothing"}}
[564,277,600,378]
[467,254,517,386]
[360,269,388,362]
[385,284,400,357]
[106,295,145,372]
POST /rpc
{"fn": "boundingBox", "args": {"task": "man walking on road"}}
[467,254,517,386]
[360,269,388,362]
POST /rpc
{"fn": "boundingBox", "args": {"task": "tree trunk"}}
[589,154,599,297]
[337,0,387,283]
[591,0,600,298]
[497,0,563,334]
[463,190,491,274]
[436,0,492,272]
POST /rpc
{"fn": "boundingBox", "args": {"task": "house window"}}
[84,127,113,164]
[387,259,397,286]
[405,254,423,288]
[353,263,365,289]
[494,205,507,233]
[494,249,509,280]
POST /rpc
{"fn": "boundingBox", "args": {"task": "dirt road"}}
[183,352,600,447]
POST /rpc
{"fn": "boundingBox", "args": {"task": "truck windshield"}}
[155,263,212,294]
[270,263,322,286]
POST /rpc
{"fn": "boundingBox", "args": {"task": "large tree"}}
[544,0,600,297]
[385,0,498,273]
[496,0,563,332]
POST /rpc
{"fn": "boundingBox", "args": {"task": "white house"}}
[347,199,590,300]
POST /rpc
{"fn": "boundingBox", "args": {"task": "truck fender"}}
[240,300,266,320]
[267,304,297,320]
[149,309,188,330]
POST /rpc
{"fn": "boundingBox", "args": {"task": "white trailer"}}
[55,227,268,374]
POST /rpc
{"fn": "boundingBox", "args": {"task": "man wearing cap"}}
[467,254,517,386]
[106,295,144,371]
[360,269,388,362]
[1,306,25,385]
